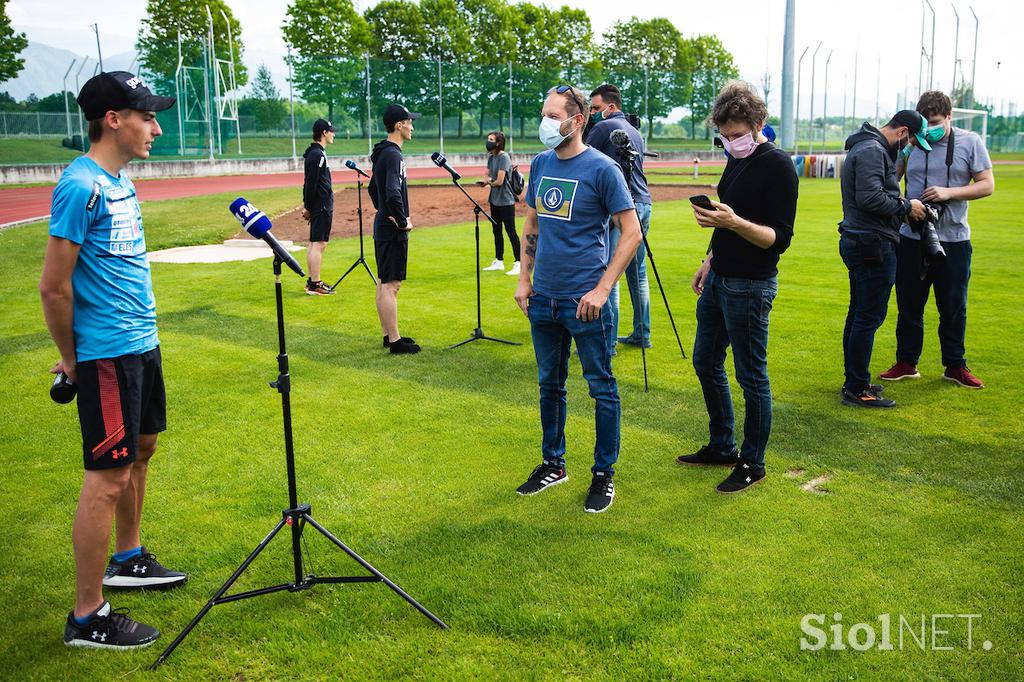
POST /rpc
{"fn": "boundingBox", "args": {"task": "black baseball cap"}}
[889,109,932,152]
[382,104,421,127]
[313,118,335,136]
[76,71,175,121]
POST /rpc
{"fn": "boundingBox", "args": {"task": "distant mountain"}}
[2,40,290,102]
[1,42,138,101]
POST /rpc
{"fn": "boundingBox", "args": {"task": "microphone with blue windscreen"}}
[229,197,305,277]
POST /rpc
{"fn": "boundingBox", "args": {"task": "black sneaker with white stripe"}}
[716,461,766,494]
[516,462,567,495]
[63,601,160,650]
[102,547,188,590]
[584,472,615,513]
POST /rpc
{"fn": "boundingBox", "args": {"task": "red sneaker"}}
[944,366,984,389]
[880,362,921,381]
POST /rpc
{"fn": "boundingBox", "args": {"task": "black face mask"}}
[485,140,497,152]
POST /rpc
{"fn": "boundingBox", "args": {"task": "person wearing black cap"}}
[838,110,929,408]
[369,103,421,354]
[40,71,187,650]
[301,118,336,295]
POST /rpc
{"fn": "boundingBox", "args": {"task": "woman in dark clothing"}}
[477,131,521,276]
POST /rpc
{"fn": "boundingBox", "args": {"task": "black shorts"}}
[309,211,333,242]
[375,239,408,282]
[75,346,167,471]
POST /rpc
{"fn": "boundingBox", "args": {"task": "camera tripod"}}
[151,256,447,669]
[329,172,377,290]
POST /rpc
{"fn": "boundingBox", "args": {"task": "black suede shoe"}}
[676,445,740,467]
[716,461,766,494]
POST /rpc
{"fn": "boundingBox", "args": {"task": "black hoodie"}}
[838,122,911,242]
[302,142,333,213]
[368,139,409,240]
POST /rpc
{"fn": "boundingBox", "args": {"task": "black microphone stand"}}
[329,171,376,290]
[615,139,687,392]
[446,177,520,350]
[151,256,447,669]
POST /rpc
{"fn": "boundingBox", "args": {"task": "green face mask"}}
[924,124,946,143]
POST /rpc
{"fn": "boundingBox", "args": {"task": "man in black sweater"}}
[679,82,798,494]
[369,104,421,354]
[838,111,928,408]
[302,118,336,295]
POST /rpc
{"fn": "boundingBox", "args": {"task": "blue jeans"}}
[608,202,653,352]
[895,237,972,368]
[692,270,777,467]
[839,232,898,392]
[528,293,620,474]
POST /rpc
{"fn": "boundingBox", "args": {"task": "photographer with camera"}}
[838,110,930,408]
[679,82,797,494]
[585,83,653,352]
[880,91,994,389]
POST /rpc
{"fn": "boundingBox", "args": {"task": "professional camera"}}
[908,202,946,265]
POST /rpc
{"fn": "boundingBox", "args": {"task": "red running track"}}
[0,159,704,226]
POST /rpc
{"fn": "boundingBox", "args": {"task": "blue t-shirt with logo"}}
[526,147,635,299]
[49,156,158,362]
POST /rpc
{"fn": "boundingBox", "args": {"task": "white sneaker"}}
[506,261,521,276]
[483,259,504,271]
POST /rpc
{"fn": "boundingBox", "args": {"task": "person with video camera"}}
[585,83,653,353]
[40,72,188,650]
[838,110,930,408]
[513,85,642,514]
[880,91,994,389]
[679,81,798,494]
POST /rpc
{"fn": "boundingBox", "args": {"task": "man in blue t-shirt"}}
[513,85,642,514]
[40,71,187,650]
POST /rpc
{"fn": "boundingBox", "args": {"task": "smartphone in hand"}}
[689,194,717,211]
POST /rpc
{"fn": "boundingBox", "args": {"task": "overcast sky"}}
[9,0,1023,118]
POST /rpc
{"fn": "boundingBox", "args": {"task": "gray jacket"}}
[838,122,912,242]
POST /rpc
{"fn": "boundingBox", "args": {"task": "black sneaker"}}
[516,462,568,495]
[63,602,160,650]
[840,384,885,397]
[841,387,896,408]
[584,471,615,513]
[389,339,421,355]
[716,461,766,494]
[102,547,188,590]
[383,335,416,348]
[676,445,740,467]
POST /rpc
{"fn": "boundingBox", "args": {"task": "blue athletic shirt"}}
[526,146,635,299]
[48,156,158,362]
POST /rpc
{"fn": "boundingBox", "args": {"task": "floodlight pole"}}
[365,53,372,157]
[63,59,76,138]
[808,42,821,154]
[952,5,960,95]
[508,61,513,154]
[779,0,796,150]
[969,6,978,107]
[927,0,936,90]
[842,71,848,139]
[176,29,185,156]
[822,49,832,150]
[795,46,808,152]
[74,57,90,147]
[90,24,103,72]
[287,44,296,161]
[438,59,444,155]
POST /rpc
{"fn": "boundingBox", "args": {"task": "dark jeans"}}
[839,232,898,392]
[895,237,972,368]
[608,202,653,347]
[489,203,521,262]
[692,270,777,468]
[527,293,620,474]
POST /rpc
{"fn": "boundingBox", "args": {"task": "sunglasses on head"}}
[554,85,586,117]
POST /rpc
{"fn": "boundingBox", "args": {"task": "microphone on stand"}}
[228,197,306,277]
[430,151,462,181]
[345,159,370,178]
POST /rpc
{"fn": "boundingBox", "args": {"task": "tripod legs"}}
[643,235,687,360]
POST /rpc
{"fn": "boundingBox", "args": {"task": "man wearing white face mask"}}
[681,81,798,494]
[513,85,642,514]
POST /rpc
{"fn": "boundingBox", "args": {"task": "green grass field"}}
[1,168,1022,680]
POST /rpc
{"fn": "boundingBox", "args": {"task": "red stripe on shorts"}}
[92,359,125,455]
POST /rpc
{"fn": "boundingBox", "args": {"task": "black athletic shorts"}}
[75,346,166,471]
[309,211,333,242]
[374,239,408,282]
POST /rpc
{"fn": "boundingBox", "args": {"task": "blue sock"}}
[112,546,142,563]
[73,613,93,626]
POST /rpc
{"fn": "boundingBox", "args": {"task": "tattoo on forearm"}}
[525,234,537,260]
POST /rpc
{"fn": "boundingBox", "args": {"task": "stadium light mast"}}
[808,41,822,153]
[969,6,978,107]
[821,50,833,150]
[779,0,797,150]
[795,46,809,152]
[952,5,960,95]
[90,24,103,72]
